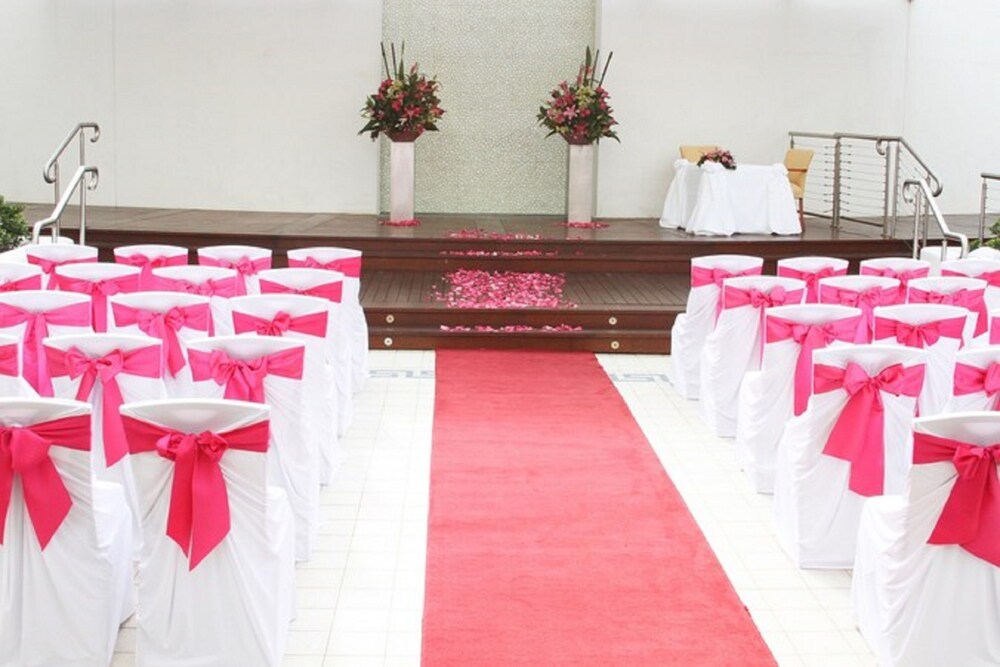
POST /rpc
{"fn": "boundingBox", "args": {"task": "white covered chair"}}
[0,290,92,396]
[699,275,806,437]
[940,257,1000,319]
[197,245,272,296]
[859,256,931,305]
[873,304,968,416]
[0,334,35,397]
[667,254,764,399]
[0,262,43,292]
[114,243,189,290]
[907,275,989,343]
[108,292,211,394]
[0,397,133,666]
[945,346,1000,412]
[184,335,318,561]
[852,412,1000,667]
[23,243,99,290]
[817,274,900,341]
[258,267,352,436]
[152,265,240,336]
[229,294,340,484]
[54,262,141,333]
[773,345,926,568]
[969,246,1000,261]
[736,304,863,493]
[776,256,849,303]
[287,246,369,392]
[120,399,294,667]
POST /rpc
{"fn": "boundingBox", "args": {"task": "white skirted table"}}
[659,159,801,236]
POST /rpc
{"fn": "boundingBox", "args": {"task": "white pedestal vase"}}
[388,135,416,222]
[566,142,596,224]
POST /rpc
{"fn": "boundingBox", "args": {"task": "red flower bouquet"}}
[537,47,619,145]
[360,42,444,141]
[697,149,737,170]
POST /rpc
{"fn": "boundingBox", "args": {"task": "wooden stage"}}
[23,205,915,353]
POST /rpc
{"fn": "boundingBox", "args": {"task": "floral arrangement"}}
[697,149,737,170]
[537,47,619,145]
[360,42,444,141]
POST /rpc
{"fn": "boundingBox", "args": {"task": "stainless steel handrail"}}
[42,122,100,205]
[32,166,100,245]
[902,178,967,260]
[979,172,1000,243]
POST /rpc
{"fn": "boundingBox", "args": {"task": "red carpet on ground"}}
[422,350,775,666]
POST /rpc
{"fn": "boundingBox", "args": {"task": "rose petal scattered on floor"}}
[431,269,576,309]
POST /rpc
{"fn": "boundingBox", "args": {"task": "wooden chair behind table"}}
[784,148,814,227]
[678,144,720,163]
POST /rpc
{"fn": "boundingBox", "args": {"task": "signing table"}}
[660,159,801,236]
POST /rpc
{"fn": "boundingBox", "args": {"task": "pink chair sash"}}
[122,415,269,569]
[231,310,328,338]
[993,316,1000,345]
[199,255,271,296]
[778,265,848,303]
[953,362,1000,410]
[258,278,343,304]
[860,266,929,304]
[111,302,210,377]
[722,285,805,358]
[0,414,91,549]
[909,286,989,337]
[818,284,895,338]
[289,255,362,278]
[0,301,91,396]
[766,314,863,415]
[116,252,187,289]
[814,362,925,496]
[690,265,762,320]
[873,316,966,349]
[0,274,43,292]
[188,347,305,403]
[154,275,239,299]
[46,345,162,465]
[0,344,17,376]
[942,268,1000,289]
[56,273,139,333]
[26,255,97,289]
[913,432,1000,567]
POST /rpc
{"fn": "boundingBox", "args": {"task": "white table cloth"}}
[660,159,801,236]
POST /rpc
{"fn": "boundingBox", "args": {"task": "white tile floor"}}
[111,349,876,666]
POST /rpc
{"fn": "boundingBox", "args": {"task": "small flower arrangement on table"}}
[697,149,737,170]
[537,47,619,145]
[359,42,444,142]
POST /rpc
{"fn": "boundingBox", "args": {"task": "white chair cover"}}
[969,246,1000,261]
[152,265,241,336]
[907,275,990,344]
[772,345,926,568]
[119,399,294,667]
[699,275,806,436]
[667,254,764,399]
[736,304,863,493]
[23,243,99,289]
[918,244,964,273]
[940,258,1000,322]
[852,412,1000,667]
[0,262,44,292]
[229,294,340,484]
[257,267,352,436]
[0,290,93,397]
[776,256,849,303]
[54,262,142,333]
[817,274,901,341]
[944,346,1000,412]
[0,334,36,397]
[114,244,189,291]
[859,256,931,304]
[183,335,318,561]
[286,246,369,392]
[197,245,272,296]
[873,304,969,416]
[107,292,212,395]
[0,398,133,667]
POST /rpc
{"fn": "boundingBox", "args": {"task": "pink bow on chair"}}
[26,255,97,289]
[231,310,328,338]
[913,432,1000,567]
[156,276,239,299]
[766,314,863,415]
[111,302,210,376]
[46,345,162,465]
[953,362,1000,410]
[860,266,929,304]
[723,285,805,358]
[258,278,343,304]
[814,362,925,496]
[778,265,847,303]
[0,274,43,293]
[0,414,91,549]
[188,347,304,402]
[56,273,139,333]
[122,416,270,569]
[819,285,894,339]
[942,268,1000,288]
[690,265,762,320]
[909,287,989,337]
[290,255,363,278]
[0,344,17,377]
[873,316,966,348]
[0,301,92,395]
[200,256,271,295]
[116,253,187,289]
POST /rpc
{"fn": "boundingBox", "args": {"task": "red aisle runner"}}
[422,350,775,666]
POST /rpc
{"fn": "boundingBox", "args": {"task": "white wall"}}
[904,0,1000,214]
[596,0,910,218]
[0,0,381,213]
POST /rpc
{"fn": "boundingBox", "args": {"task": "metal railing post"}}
[981,176,989,245]
[831,137,842,230]
[881,140,892,238]
[891,142,901,239]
